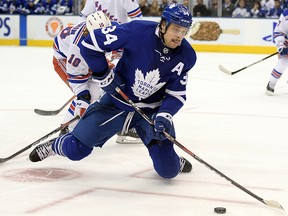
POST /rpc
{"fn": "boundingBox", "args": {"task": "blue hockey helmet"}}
[161,3,193,29]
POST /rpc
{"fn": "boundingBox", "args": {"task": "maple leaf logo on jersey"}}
[132,68,165,100]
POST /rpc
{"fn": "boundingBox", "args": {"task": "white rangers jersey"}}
[53,21,92,96]
[80,0,142,24]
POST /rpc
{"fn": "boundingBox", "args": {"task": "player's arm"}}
[273,13,287,44]
[158,47,197,116]
[274,13,288,55]
[79,0,95,21]
[66,52,91,97]
[79,23,133,96]
[66,44,93,117]
[124,0,143,19]
[79,23,132,75]
[158,71,189,116]
[151,69,190,138]
[52,26,74,86]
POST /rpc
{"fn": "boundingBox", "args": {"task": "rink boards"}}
[0,15,277,54]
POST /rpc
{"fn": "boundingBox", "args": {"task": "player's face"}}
[164,23,188,48]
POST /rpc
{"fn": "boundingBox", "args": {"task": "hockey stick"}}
[0,115,79,164]
[115,87,283,210]
[34,95,76,116]
[219,52,278,75]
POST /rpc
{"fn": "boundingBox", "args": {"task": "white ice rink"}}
[0,46,287,216]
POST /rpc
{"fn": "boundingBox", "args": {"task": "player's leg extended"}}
[29,102,127,162]
[266,56,288,95]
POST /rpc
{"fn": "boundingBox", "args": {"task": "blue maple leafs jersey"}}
[80,20,197,116]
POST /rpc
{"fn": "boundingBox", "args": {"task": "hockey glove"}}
[93,69,125,96]
[277,43,288,56]
[154,112,173,140]
[74,91,91,117]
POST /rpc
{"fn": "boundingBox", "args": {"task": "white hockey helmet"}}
[86,11,111,32]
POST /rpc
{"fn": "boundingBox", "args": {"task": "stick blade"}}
[0,158,8,164]
[218,64,232,75]
[34,109,60,116]
[264,199,284,210]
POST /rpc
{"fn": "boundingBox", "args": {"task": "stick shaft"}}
[0,115,79,163]
[165,134,266,204]
[115,87,275,207]
[231,52,278,75]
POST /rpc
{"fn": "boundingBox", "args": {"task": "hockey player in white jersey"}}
[80,0,142,24]
[266,11,288,95]
[30,3,196,179]
[52,11,112,133]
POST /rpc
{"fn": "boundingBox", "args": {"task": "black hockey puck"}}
[214,207,226,214]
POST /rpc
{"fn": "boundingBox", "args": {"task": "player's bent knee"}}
[148,141,180,179]
[154,166,179,179]
[60,135,93,161]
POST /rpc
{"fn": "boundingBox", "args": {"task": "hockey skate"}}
[29,139,56,162]
[265,82,274,96]
[116,128,143,144]
[179,157,192,173]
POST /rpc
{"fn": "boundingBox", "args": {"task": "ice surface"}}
[0,46,287,216]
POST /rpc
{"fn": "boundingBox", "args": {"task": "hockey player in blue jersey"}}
[29,3,197,179]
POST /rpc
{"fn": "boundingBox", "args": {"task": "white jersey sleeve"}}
[123,0,143,21]
[66,26,92,96]
[80,0,142,24]
[53,26,74,60]
[66,42,91,96]
[79,0,96,21]
[274,12,288,44]
[53,21,91,96]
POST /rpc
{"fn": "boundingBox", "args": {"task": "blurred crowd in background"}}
[0,0,73,15]
[0,0,285,18]
[142,0,285,18]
